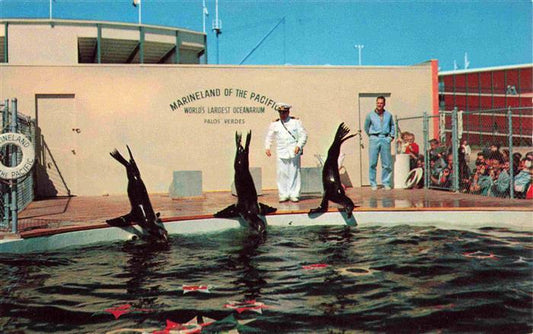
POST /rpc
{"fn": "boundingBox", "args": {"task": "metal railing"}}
[0,98,36,232]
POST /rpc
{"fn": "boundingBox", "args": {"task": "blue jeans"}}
[368,136,392,187]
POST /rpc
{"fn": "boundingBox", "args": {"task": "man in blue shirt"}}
[364,96,396,190]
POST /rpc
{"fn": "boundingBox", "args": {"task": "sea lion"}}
[309,123,356,218]
[106,146,169,243]
[214,131,276,234]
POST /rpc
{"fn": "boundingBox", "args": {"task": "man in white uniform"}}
[265,103,308,202]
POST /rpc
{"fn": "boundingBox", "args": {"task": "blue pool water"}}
[0,224,531,333]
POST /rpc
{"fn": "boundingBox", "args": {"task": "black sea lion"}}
[214,131,276,234]
[106,146,169,243]
[309,123,356,218]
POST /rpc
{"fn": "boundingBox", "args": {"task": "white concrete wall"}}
[1,63,434,196]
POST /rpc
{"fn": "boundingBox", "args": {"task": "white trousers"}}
[276,156,301,199]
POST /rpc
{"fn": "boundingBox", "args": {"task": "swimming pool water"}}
[0,224,531,333]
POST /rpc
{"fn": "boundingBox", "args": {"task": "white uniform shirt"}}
[264,117,308,159]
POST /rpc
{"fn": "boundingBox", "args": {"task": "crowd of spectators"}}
[397,133,533,199]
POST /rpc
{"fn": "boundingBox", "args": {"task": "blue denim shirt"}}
[364,109,396,138]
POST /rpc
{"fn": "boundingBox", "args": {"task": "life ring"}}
[0,132,36,180]
[404,167,423,189]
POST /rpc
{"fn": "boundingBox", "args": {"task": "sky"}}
[0,0,531,70]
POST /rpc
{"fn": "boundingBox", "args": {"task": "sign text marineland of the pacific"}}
[169,88,277,111]
[169,88,278,125]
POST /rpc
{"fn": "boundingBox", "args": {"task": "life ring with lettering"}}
[0,132,36,180]
[404,167,423,189]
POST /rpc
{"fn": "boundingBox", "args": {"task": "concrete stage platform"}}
[6,187,531,239]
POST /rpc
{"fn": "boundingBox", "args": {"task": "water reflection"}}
[315,226,358,316]
[225,231,267,300]
[119,241,170,310]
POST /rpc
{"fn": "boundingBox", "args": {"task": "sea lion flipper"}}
[235,132,242,147]
[309,197,329,215]
[214,204,239,218]
[106,213,135,227]
[126,145,134,160]
[340,196,355,218]
[110,149,129,167]
[245,131,252,151]
[258,203,277,215]
[340,133,356,144]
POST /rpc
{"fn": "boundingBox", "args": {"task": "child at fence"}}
[398,131,420,170]
[405,132,419,169]
[398,132,410,153]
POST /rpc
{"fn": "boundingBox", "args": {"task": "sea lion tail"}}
[110,149,129,167]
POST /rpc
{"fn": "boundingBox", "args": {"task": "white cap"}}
[275,102,292,111]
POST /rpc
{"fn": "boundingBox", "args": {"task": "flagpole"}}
[139,0,142,25]
[49,0,52,20]
[202,0,208,33]
[133,0,142,24]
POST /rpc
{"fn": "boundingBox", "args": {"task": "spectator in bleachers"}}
[428,138,447,173]
[512,152,522,176]
[514,157,532,199]
[458,146,471,192]
[437,153,454,188]
[469,163,492,196]
[489,143,504,162]
[489,154,510,198]
[429,155,443,186]
[461,138,471,163]
[435,148,470,191]
[474,152,487,172]
[502,149,510,163]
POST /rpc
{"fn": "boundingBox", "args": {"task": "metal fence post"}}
[451,108,459,192]
[394,115,401,154]
[2,99,9,228]
[423,111,429,188]
[508,106,514,199]
[10,98,18,233]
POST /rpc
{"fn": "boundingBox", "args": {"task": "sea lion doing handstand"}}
[214,131,276,234]
[106,146,169,242]
[309,123,356,218]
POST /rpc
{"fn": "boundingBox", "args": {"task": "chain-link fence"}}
[396,106,533,199]
[0,99,36,232]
